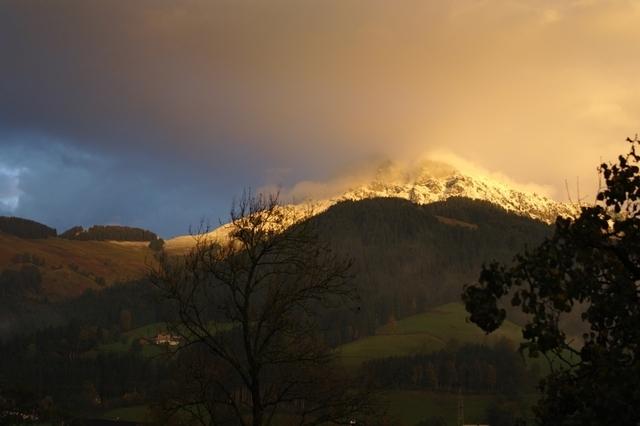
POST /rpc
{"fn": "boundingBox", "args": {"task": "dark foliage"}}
[0,216,56,239]
[363,339,532,395]
[485,399,527,426]
[415,416,447,426]
[0,279,175,342]
[62,280,176,329]
[148,238,165,251]
[0,265,42,298]
[60,225,158,242]
[0,280,176,418]
[463,137,640,425]
[0,327,169,417]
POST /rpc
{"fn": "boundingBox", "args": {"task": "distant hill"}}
[0,216,56,239]
[0,218,162,338]
[0,233,157,339]
[60,225,158,242]
[0,233,153,301]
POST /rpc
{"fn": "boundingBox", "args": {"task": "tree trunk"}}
[251,381,263,426]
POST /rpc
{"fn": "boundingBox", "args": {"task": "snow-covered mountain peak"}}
[333,160,579,224]
[166,160,579,251]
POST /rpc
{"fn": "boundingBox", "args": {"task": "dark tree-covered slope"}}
[308,197,552,341]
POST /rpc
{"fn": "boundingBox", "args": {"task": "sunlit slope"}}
[337,303,522,365]
[0,233,152,300]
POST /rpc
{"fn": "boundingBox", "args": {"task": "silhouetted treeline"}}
[60,225,158,242]
[363,340,536,395]
[0,216,56,239]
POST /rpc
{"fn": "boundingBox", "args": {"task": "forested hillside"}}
[0,234,155,340]
[310,197,551,343]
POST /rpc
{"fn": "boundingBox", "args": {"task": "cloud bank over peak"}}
[272,152,556,206]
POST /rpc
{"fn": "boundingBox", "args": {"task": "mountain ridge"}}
[327,160,579,224]
[167,160,578,250]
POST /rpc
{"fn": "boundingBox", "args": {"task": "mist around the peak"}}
[270,152,558,206]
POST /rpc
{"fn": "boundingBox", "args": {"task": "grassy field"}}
[384,390,537,426]
[100,405,153,422]
[0,233,153,300]
[386,390,493,425]
[336,303,523,366]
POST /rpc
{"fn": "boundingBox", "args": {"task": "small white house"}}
[154,333,181,346]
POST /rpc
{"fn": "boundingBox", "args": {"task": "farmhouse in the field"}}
[153,333,181,346]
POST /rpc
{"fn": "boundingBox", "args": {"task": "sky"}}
[1,0,639,237]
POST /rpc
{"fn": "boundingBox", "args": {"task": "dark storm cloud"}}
[1,0,639,234]
[0,1,239,162]
[0,0,378,172]
[0,139,234,236]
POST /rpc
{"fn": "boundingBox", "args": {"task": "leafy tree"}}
[463,137,640,425]
[151,191,378,426]
[149,237,165,251]
[119,309,133,332]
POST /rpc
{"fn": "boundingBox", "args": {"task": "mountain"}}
[337,160,579,224]
[167,160,576,251]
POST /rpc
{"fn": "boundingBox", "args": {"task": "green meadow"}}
[336,302,523,366]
